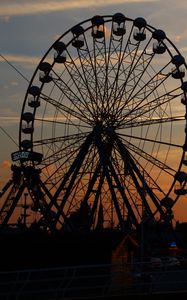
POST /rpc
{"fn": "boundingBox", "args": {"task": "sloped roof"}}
[113,233,139,256]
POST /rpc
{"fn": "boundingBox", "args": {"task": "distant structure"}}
[1,13,187,235]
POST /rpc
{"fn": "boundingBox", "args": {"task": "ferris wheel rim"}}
[16,12,187,229]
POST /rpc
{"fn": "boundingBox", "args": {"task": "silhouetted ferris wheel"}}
[1,13,187,231]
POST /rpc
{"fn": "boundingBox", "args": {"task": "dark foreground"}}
[1,228,187,299]
[0,262,187,299]
[0,228,123,271]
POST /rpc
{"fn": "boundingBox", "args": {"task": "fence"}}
[0,261,187,299]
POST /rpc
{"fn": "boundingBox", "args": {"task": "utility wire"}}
[0,126,18,147]
[0,53,29,83]
[0,52,30,147]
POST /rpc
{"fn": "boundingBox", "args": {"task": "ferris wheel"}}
[1,13,187,231]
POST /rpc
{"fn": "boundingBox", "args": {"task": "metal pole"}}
[23,193,28,228]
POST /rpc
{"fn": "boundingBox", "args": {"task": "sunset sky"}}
[1,0,187,223]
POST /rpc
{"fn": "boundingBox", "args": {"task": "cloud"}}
[0,15,10,22]
[0,0,156,17]
[0,53,39,65]
[0,116,20,123]
[0,53,40,75]
[174,35,182,43]
[10,81,18,86]
[1,160,11,169]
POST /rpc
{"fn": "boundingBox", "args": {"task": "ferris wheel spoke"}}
[39,132,95,224]
[118,135,176,175]
[113,36,154,112]
[33,131,90,147]
[33,133,90,176]
[101,31,112,109]
[42,142,90,184]
[125,161,153,218]
[60,166,91,221]
[128,152,167,196]
[118,115,184,130]
[35,117,92,130]
[40,138,85,174]
[115,136,166,216]
[114,136,172,196]
[95,133,138,227]
[39,93,90,125]
[118,87,182,127]
[50,74,94,122]
[89,172,106,230]
[124,185,143,221]
[53,49,94,113]
[92,27,109,109]
[116,52,155,111]
[110,148,155,219]
[123,59,171,107]
[74,36,103,112]
[52,132,94,205]
[38,180,74,230]
[42,65,91,119]
[101,19,131,110]
[106,25,135,113]
[62,51,97,115]
[67,161,103,230]
[119,131,183,149]
[116,66,172,119]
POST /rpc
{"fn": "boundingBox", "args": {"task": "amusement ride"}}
[1,13,187,235]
